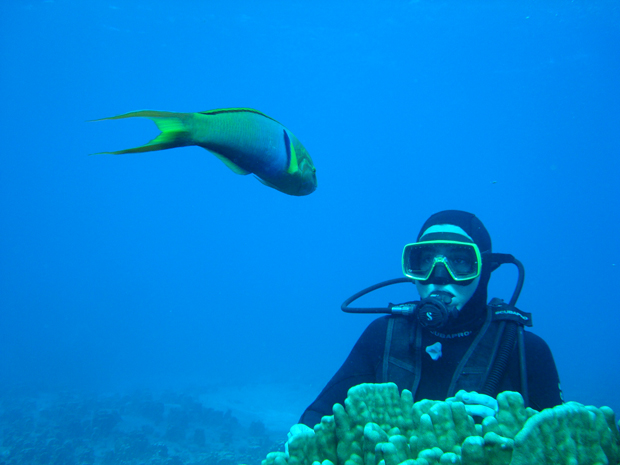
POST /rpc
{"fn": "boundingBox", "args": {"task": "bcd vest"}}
[379,303,531,399]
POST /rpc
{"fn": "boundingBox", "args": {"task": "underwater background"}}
[0,1,619,464]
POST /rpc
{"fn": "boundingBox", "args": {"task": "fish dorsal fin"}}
[210,150,250,175]
[199,108,283,125]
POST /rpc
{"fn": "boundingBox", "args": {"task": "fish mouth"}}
[299,180,317,195]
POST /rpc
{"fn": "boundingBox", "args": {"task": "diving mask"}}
[402,240,481,282]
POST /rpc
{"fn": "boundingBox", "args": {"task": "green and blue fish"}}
[92,108,317,196]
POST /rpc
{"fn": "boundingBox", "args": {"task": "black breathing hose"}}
[480,321,516,397]
[341,277,416,313]
[480,255,528,403]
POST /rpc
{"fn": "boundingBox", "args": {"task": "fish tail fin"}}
[90,110,193,155]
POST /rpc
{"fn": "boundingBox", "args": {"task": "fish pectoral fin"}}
[210,151,250,175]
[283,130,300,175]
[254,175,282,191]
[286,148,299,175]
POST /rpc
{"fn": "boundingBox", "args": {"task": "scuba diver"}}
[299,210,563,427]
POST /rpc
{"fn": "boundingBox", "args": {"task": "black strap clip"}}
[488,297,533,327]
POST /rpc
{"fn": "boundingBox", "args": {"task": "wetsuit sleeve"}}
[299,317,388,427]
[522,331,563,410]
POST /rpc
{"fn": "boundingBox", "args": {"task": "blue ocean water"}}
[0,0,619,457]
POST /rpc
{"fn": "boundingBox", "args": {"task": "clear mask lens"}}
[402,241,481,281]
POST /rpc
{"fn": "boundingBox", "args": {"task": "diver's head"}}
[408,224,482,310]
[402,210,492,321]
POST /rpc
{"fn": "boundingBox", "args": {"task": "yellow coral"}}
[260,383,619,465]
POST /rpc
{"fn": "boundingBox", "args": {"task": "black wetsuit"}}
[300,314,562,427]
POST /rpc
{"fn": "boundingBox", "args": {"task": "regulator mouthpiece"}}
[417,291,459,329]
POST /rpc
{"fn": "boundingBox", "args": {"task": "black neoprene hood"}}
[417,210,493,328]
[417,210,492,254]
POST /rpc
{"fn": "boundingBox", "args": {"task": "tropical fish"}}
[92,108,317,196]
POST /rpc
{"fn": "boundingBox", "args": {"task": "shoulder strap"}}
[381,317,423,396]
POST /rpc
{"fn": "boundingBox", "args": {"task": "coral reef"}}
[264,383,620,465]
[2,383,617,464]
[0,388,280,465]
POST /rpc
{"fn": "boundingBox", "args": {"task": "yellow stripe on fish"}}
[90,108,317,196]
